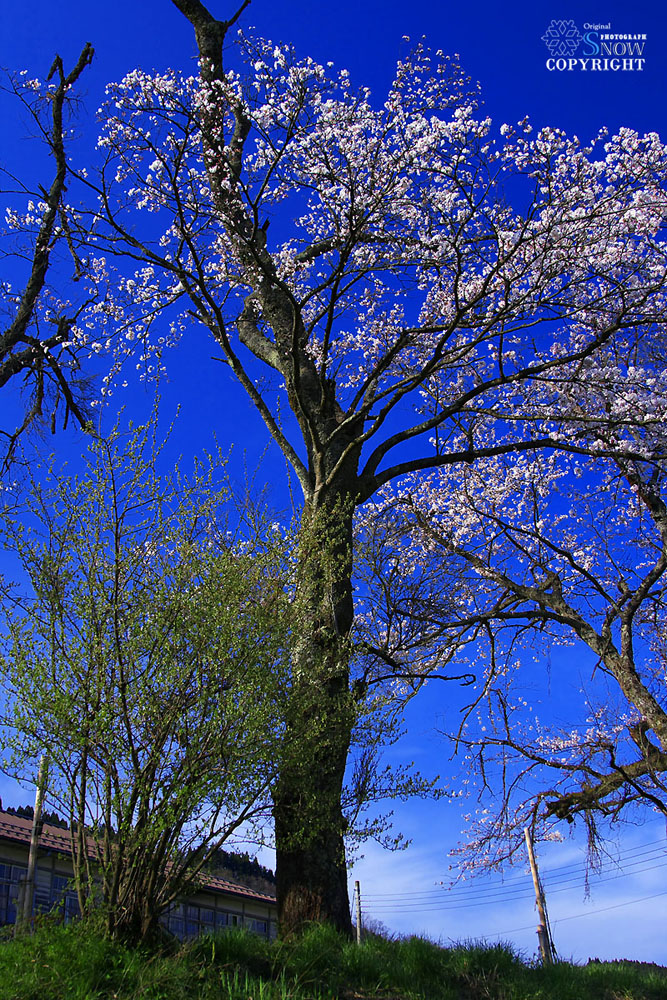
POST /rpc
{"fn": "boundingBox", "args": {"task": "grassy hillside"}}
[0,920,665,1000]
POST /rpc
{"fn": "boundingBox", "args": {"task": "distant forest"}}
[1,802,276,890]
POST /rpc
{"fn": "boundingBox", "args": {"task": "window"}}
[162,902,185,939]
[185,904,199,938]
[34,869,52,914]
[64,893,80,922]
[51,875,69,908]
[0,865,22,926]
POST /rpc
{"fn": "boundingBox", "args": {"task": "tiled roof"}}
[0,810,276,906]
[0,811,72,855]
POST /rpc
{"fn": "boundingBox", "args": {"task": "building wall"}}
[0,840,277,940]
[0,841,79,928]
[160,882,277,939]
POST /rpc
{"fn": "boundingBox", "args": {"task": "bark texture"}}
[273,491,357,935]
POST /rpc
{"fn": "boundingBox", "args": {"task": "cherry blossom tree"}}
[0,45,97,469]
[365,331,667,869]
[19,0,667,934]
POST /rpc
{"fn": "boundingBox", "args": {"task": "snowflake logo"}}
[541,20,583,57]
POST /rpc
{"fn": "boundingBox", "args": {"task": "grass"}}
[0,920,665,1000]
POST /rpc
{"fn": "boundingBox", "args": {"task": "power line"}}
[363,840,667,904]
[554,890,667,924]
[362,853,667,912]
[490,890,667,938]
[370,890,667,940]
[367,861,667,912]
[368,841,666,898]
[445,838,667,885]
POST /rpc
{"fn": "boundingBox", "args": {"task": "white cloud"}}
[349,816,667,965]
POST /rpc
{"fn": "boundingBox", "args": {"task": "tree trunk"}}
[273,695,353,937]
[169,0,360,936]
[273,492,356,937]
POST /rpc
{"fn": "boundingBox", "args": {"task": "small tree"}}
[0,417,288,942]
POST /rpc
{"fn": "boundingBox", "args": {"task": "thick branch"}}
[359,436,660,503]
[170,0,250,81]
[0,43,93,361]
[545,740,667,822]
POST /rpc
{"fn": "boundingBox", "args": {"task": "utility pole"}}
[524,827,555,965]
[16,755,48,935]
[354,880,362,945]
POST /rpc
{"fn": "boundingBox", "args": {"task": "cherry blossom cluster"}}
[69,32,664,428]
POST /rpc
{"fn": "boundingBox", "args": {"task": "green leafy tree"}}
[0,417,288,943]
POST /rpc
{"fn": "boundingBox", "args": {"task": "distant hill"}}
[205,847,276,893]
[1,802,68,830]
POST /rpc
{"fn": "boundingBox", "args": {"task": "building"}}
[0,810,277,939]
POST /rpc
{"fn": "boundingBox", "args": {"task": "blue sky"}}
[1,0,667,964]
